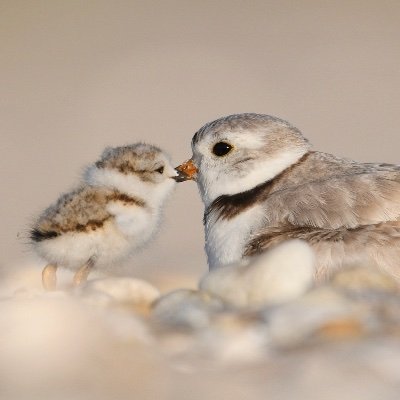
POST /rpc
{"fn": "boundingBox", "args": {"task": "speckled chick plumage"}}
[31,143,177,272]
[180,113,400,281]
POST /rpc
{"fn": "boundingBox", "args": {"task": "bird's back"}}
[261,151,400,230]
[31,186,121,242]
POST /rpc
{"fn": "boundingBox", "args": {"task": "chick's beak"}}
[173,159,198,182]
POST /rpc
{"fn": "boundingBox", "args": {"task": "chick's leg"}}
[73,258,95,287]
[42,264,58,291]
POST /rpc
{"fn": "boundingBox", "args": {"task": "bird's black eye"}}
[212,142,233,157]
[155,166,164,174]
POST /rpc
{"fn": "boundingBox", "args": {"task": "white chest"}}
[205,205,264,270]
[107,202,158,246]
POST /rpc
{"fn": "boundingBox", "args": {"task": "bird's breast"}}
[204,204,265,269]
[106,202,157,243]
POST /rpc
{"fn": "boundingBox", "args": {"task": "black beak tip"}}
[172,169,190,182]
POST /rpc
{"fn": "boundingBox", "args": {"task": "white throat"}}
[198,147,308,206]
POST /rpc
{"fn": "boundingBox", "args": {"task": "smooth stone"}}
[13,287,70,301]
[200,240,315,308]
[330,266,399,294]
[315,317,364,339]
[79,277,160,311]
[151,288,225,330]
[199,312,269,364]
[263,286,360,346]
[79,290,115,307]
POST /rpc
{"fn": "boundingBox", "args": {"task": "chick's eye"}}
[212,142,233,157]
[155,166,164,174]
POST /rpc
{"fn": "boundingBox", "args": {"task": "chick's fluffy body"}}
[31,144,176,271]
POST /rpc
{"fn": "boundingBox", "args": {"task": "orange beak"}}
[174,159,198,182]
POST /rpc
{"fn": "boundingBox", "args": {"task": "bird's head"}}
[176,113,311,206]
[85,143,178,204]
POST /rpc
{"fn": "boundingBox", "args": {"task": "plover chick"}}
[176,113,400,281]
[31,143,179,290]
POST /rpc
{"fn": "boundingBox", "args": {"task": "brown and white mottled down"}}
[31,143,177,271]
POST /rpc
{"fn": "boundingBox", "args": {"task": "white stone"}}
[199,240,315,308]
[80,277,160,306]
[152,289,225,330]
[264,286,356,346]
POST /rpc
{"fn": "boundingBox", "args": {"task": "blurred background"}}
[1,0,400,288]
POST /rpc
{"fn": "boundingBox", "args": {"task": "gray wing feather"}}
[263,171,400,229]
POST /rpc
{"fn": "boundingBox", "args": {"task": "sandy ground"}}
[1,251,400,400]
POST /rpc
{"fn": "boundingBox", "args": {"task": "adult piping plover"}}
[31,143,178,290]
[176,113,400,281]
